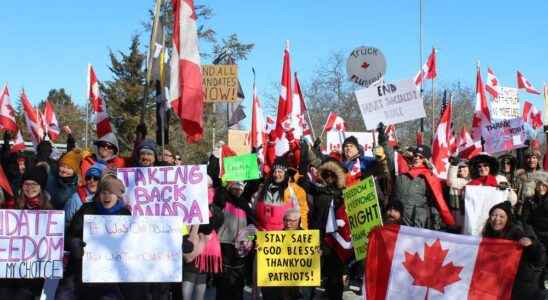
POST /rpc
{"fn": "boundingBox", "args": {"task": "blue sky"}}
[1,0,547,129]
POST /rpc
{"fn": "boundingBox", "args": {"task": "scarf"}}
[192,187,222,273]
[468,175,498,187]
[96,200,125,215]
[25,195,42,209]
[403,165,455,226]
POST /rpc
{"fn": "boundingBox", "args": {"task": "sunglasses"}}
[98,143,115,150]
[85,175,101,181]
[477,163,490,169]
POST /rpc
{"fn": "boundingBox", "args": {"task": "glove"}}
[373,146,386,160]
[449,156,460,166]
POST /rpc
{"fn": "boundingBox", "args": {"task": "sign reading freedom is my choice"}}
[355,78,426,129]
[0,210,64,279]
[117,165,208,225]
[343,177,382,261]
[202,64,238,102]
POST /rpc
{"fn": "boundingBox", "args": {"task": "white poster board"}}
[117,165,209,224]
[355,78,426,129]
[463,186,507,236]
[491,87,520,120]
[0,210,64,279]
[82,215,183,283]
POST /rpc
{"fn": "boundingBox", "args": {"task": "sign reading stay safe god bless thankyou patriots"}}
[355,78,426,129]
[117,165,208,225]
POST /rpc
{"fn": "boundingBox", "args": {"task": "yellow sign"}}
[202,64,238,102]
[256,230,320,287]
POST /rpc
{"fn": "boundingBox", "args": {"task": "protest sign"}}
[222,153,261,181]
[228,129,250,155]
[326,130,345,154]
[117,165,208,224]
[0,209,64,279]
[481,117,527,154]
[346,46,386,87]
[82,215,183,283]
[355,78,426,129]
[491,87,520,120]
[343,177,383,260]
[463,186,507,236]
[257,230,320,287]
[202,64,238,102]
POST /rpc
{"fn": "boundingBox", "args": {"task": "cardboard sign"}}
[463,186,507,236]
[491,87,520,120]
[222,153,261,181]
[82,215,183,283]
[481,117,527,154]
[117,165,208,224]
[228,129,250,155]
[343,177,383,260]
[202,64,238,102]
[346,46,386,87]
[257,230,320,287]
[0,210,64,279]
[355,78,426,129]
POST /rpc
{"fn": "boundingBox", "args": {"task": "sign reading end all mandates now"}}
[202,64,238,102]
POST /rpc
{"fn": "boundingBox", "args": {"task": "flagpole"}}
[85,64,90,149]
[418,0,424,141]
[431,53,435,145]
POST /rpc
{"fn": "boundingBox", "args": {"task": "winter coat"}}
[516,170,548,215]
[214,187,251,245]
[446,165,470,210]
[526,194,548,248]
[46,172,78,210]
[80,154,127,179]
[64,185,95,226]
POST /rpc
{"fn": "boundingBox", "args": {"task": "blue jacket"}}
[46,172,78,210]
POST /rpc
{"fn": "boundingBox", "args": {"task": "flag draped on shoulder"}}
[485,67,500,98]
[0,84,17,132]
[20,91,44,146]
[517,70,541,95]
[431,101,453,179]
[88,65,114,139]
[44,100,60,142]
[414,48,437,86]
[471,66,491,140]
[366,225,521,300]
[169,0,204,143]
[523,101,543,129]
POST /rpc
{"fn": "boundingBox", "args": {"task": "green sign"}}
[222,153,261,181]
[343,176,382,261]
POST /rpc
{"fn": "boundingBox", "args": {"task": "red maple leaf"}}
[402,239,463,299]
[361,61,370,69]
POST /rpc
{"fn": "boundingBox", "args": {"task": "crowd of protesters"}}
[0,122,548,300]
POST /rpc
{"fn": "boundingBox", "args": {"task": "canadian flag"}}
[414,48,437,86]
[324,113,346,154]
[88,65,114,138]
[0,84,18,132]
[366,225,522,300]
[11,130,26,153]
[20,91,44,146]
[485,67,500,98]
[291,72,313,142]
[44,100,60,141]
[431,102,453,179]
[523,101,543,129]
[274,45,293,138]
[517,70,541,95]
[264,116,276,134]
[323,112,346,133]
[471,66,491,140]
[169,0,204,143]
[0,164,13,197]
[456,127,481,159]
[249,83,266,163]
[385,125,398,147]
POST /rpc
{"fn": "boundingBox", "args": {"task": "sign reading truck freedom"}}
[0,210,64,279]
[355,78,426,129]
[346,46,386,87]
[202,64,239,102]
[257,230,320,287]
[116,165,209,225]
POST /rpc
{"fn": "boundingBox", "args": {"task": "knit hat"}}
[86,162,107,178]
[59,149,83,175]
[137,139,157,154]
[98,174,125,198]
[342,136,360,150]
[227,181,246,191]
[93,133,119,154]
[22,166,48,190]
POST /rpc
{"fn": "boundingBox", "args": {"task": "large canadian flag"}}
[471,67,491,140]
[414,48,437,86]
[0,84,18,132]
[523,101,543,129]
[20,91,44,146]
[366,225,522,300]
[44,100,60,141]
[88,65,114,139]
[169,0,204,143]
[517,70,541,95]
[431,102,453,179]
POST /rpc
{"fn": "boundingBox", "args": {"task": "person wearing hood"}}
[80,133,126,177]
[468,153,518,206]
[64,162,107,225]
[0,166,53,299]
[482,201,547,300]
[391,145,454,230]
[341,135,389,187]
[447,156,471,230]
[46,148,83,209]
[516,148,548,216]
[498,154,519,191]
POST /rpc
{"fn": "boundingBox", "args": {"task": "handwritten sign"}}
[491,87,520,120]
[0,210,64,279]
[222,153,261,181]
[355,78,426,129]
[343,177,383,260]
[117,165,208,224]
[82,215,183,283]
[257,230,320,287]
[481,117,527,154]
[202,64,238,102]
